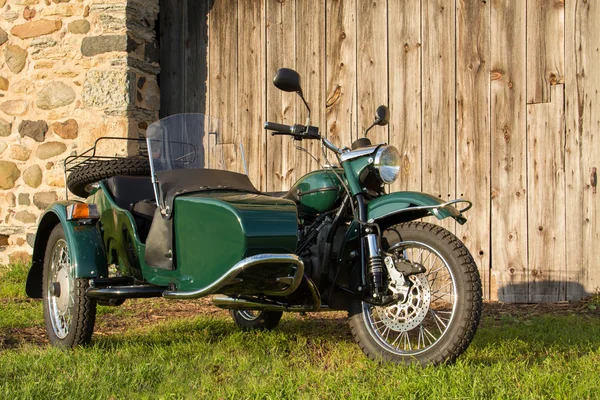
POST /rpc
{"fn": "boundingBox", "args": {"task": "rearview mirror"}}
[273,68,302,93]
[375,105,390,126]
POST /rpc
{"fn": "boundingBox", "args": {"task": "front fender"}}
[25,201,108,298]
[367,191,470,227]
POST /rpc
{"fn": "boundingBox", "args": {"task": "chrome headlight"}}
[374,145,401,184]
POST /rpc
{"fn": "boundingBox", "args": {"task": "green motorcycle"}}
[25,68,481,366]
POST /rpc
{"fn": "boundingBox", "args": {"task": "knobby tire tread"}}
[348,221,482,366]
[66,156,151,197]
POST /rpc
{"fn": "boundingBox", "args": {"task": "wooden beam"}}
[421,0,456,232]
[565,0,600,299]
[388,0,421,193]
[489,0,528,302]
[527,85,566,302]
[526,0,564,104]
[456,0,491,299]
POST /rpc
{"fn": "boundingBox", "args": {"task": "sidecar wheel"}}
[42,224,97,348]
[229,310,283,331]
[348,222,482,366]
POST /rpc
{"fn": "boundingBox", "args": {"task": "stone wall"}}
[0,0,160,264]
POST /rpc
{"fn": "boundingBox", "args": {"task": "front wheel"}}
[348,222,482,366]
[42,224,96,347]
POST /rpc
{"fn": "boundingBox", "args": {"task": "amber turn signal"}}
[66,204,100,220]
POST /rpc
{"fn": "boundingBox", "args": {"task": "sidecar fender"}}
[367,191,470,228]
[26,201,108,298]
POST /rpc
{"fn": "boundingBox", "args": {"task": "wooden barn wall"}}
[159,0,600,303]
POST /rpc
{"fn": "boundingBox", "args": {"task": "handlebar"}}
[263,121,296,134]
[264,121,340,154]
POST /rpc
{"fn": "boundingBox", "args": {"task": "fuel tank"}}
[288,169,344,216]
[173,192,298,290]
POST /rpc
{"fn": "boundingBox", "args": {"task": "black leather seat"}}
[104,176,157,242]
[104,176,155,210]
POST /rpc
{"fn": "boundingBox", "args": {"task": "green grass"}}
[2,264,600,399]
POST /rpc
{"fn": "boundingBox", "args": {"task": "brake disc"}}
[373,273,431,332]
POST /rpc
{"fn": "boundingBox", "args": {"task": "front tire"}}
[42,224,97,348]
[229,310,283,331]
[348,222,482,366]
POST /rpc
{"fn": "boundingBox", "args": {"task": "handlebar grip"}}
[264,121,294,134]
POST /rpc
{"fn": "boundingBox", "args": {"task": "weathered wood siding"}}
[159,0,599,302]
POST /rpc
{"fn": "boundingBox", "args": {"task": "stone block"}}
[0,77,8,91]
[12,19,62,39]
[0,193,16,207]
[0,161,20,189]
[9,251,31,265]
[0,119,11,137]
[1,11,18,23]
[81,35,129,57]
[19,120,48,142]
[23,6,36,21]
[68,19,90,34]
[82,70,134,109]
[23,165,42,188]
[36,142,67,159]
[0,234,8,246]
[0,28,7,46]
[15,211,36,224]
[9,144,31,161]
[0,101,28,116]
[26,233,35,247]
[33,191,57,210]
[4,45,28,74]
[18,193,30,206]
[37,81,76,110]
[51,119,78,139]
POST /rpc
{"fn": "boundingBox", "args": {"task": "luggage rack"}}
[63,137,147,199]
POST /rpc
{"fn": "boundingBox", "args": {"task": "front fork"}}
[356,193,387,302]
[364,229,385,296]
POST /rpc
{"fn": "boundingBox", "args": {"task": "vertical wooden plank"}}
[388,0,421,193]
[159,0,184,117]
[265,0,296,191]
[421,0,456,231]
[456,0,491,299]
[184,0,211,114]
[296,0,325,176]
[489,0,528,302]
[526,0,565,104]
[238,1,266,189]
[325,0,357,149]
[527,85,566,302]
[565,0,600,300]
[208,0,239,169]
[356,0,387,146]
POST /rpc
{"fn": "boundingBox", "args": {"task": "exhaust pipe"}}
[212,295,317,312]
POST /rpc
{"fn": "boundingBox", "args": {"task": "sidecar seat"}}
[104,175,157,242]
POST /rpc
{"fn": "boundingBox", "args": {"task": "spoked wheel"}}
[349,222,482,366]
[42,224,96,347]
[229,310,283,331]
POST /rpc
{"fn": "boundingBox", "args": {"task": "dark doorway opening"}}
[157,0,214,117]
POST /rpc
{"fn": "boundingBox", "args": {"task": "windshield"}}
[146,113,245,175]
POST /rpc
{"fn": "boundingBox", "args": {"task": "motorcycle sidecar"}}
[27,170,303,303]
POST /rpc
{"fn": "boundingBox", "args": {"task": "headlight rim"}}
[373,145,401,184]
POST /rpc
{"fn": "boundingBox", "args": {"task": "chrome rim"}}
[237,310,260,321]
[47,239,74,339]
[363,241,457,356]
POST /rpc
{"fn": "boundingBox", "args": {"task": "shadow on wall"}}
[115,0,162,156]
[157,0,215,118]
[496,281,591,303]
